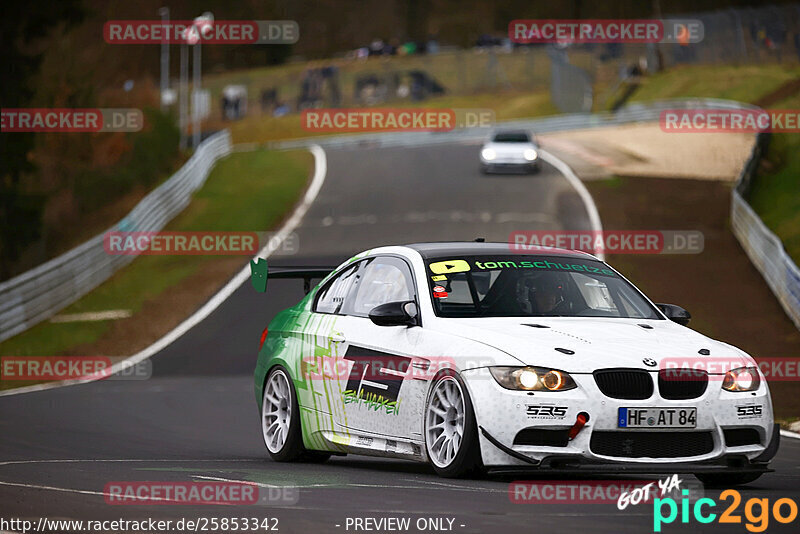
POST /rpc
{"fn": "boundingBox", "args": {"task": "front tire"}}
[261,366,305,462]
[424,371,482,478]
[695,472,763,487]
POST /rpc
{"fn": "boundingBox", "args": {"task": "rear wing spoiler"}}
[250,258,335,294]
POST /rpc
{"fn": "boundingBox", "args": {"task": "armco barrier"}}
[0,131,232,343]
[731,133,800,330]
[3,99,798,344]
[264,98,762,151]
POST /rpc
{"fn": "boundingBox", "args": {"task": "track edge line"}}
[538,149,605,261]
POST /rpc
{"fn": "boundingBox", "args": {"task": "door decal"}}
[342,346,412,416]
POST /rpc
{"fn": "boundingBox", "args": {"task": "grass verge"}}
[628,63,800,263]
[629,64,800,104]
[0,149,312,389]
[747,91,800,264]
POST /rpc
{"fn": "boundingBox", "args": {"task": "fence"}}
[549,46,593,113]
[0,131,232,343]
[666,3,800,66]
[201,4,800,126]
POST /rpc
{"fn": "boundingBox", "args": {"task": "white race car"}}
[252,242,779,482]
[479,130,541,174]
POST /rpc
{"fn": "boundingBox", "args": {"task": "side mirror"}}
[369,301,419,327]
[656,303,691,326]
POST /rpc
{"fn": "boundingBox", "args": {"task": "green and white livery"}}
[253,242,778,481]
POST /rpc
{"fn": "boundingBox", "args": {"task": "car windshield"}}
[426,255,661,319]
[492,132,530,143]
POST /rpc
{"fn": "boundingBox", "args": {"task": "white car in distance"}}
[480,130,541,174]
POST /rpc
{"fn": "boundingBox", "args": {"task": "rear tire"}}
[261,366,305,462]
[424,370,482,478]
[695,472,763,487]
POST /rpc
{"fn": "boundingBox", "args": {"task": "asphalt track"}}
[2,142,799,533]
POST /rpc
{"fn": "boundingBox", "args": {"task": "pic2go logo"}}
[653,489,798,532]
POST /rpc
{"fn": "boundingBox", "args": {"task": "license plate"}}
[618,407,697,428]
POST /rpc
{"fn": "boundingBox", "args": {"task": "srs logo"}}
[526,405,568,419]
[736,404,763,418]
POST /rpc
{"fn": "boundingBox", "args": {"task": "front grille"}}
[514,428,570,447]
[724,428,761,447]
[593,369,654,399]
[590,431,714,458]
[492,162,529,168]
[658,369,709,400]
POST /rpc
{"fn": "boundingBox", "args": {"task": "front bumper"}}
[480,424,779,475]
[481,160,539,173]
[462,367,777,470]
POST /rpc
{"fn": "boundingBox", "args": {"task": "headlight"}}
[481,148,496,161]
[523,148,538,161]
[489,366,577,391]
[722,366,761,392]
